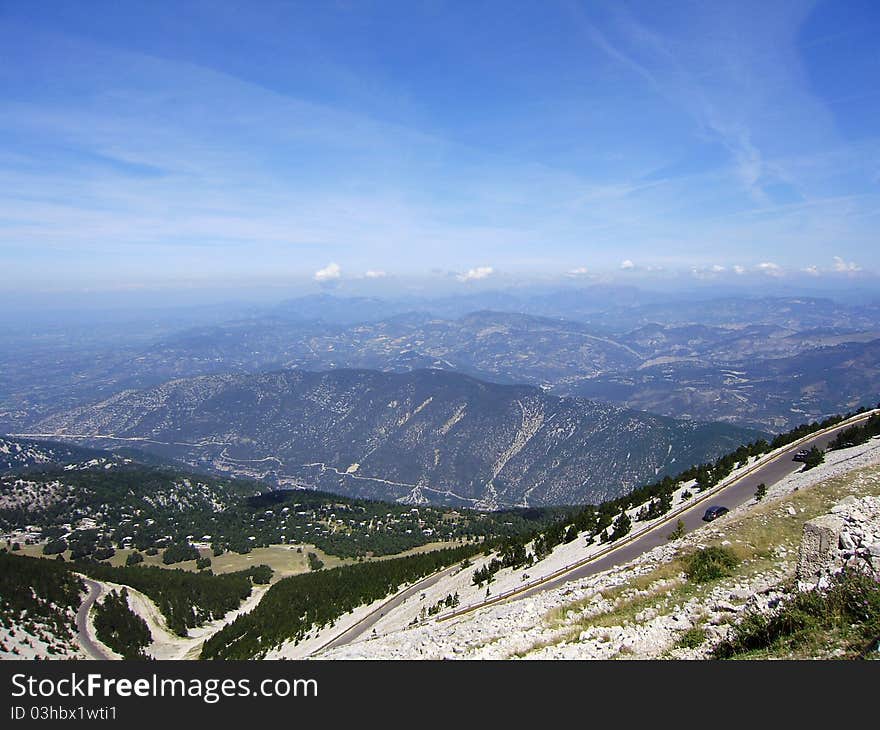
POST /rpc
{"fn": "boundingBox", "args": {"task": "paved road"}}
[76,578,111,660]
[319,564,461,651]
[514,419,868,600]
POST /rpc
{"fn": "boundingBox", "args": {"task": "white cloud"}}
[457,265,494,282]
[313,262,341,282]
[802,265,820,276]
[733,265,746,275]
[364,269,387,279]
[620,259,635,270]
[690,264,725,280]
[757,261,783,277]
[832,256,861,273]
[566,266,590,277]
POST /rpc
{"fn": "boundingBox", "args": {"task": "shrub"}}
[92,547,115,561]
[802,446,825,471]
[713,569,880,658]
[247,565,273,585]
[162,543,199,565]
[609,510,631,541]
[677,627,707,649]
[684,546,739,584]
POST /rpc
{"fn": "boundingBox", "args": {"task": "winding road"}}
[75,578,111,660]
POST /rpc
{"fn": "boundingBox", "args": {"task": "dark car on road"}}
[792,449,811,462]
[702,505,729,522]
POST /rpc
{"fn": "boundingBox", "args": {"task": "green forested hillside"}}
[0,551,85,655]
[1,461,563,560]
[201,543,481,659]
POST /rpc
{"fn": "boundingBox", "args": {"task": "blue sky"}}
[1,0,879,293]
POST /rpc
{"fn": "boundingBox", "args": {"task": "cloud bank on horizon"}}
[0,0,878,291]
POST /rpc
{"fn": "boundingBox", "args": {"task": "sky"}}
[1,0,879,295]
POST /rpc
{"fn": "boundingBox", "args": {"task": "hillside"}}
[0,551,88,659]
[33,368,761,507]
[0,454,564,561]
[0,436,122,474]
[319,434,880,659]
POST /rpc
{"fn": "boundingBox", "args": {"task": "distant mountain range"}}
[570,338,880,431]
[33,368,761,508]
[3,297,878,432]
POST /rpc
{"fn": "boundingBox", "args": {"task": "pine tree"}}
[610,510,631,541]
[666,519,686,541]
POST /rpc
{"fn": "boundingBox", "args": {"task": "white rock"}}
[713,600,739,613]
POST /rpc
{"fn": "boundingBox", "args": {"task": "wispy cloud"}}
[1,3,878,288]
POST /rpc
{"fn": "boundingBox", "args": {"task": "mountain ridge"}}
[35,367,762,508]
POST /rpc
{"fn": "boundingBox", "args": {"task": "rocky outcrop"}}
[797,514,847,582]
[796,495,880,588]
